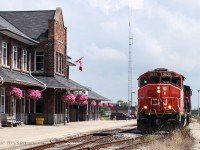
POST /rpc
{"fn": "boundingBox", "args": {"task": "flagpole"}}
[74,57,84,63]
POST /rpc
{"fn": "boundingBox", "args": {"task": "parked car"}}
[110,112,133,120]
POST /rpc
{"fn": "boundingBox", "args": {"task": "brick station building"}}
[0,8,110,125]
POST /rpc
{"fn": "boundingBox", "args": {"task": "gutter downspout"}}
[0,75,3,127]
[29,71,47,124]
[0,75,3,86]
[29,71,46,92]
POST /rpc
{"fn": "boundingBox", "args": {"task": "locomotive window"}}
[150,77,159,84]
[161,77,170,84]
[172,78,181,87]
[140,78,149,87]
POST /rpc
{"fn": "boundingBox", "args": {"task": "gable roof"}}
[0,10,55,40]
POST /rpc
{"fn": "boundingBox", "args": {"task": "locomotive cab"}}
[137,68,192,133]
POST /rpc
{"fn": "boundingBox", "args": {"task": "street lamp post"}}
[128,91,135,115]
[198,90,200,117]
[131,92,135,107]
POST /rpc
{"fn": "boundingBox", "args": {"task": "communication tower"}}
[128,17,133,114]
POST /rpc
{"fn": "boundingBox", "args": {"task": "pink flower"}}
[75,94,88,102]
[103,103,108,107]
[79,100,88,106]
[62,93,75,104]
[26,89,41,100]
[7,87,22,99]
[90,100,96,106]
[108,103,113,108]
[98,102,103,107]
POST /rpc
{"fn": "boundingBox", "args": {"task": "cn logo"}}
[151,98,168,106]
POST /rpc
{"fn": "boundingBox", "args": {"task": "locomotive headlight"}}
[144,106,148,109]
[157,86,160,90]
[157,90,161,93]
[168,105,172,109]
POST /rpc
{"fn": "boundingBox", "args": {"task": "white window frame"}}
[23,49,27,71]
[29,52,31,71]
[1,88,5,113]
[58,53,61,73]
[35,51,44,71]
[13,46,18,69]
[56,52,63,74]
[2,41,8,66]
[61,54,63,74]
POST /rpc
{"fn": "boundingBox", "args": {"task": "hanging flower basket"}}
[108,103,113,108]
[103,103,108,107]
[62,93,75,104]
[98,102,103,107]
[90,100,96,106]
[26,89,41,100]
[79,100,88,106]
[7,87,22,99]
[75,94,88,102]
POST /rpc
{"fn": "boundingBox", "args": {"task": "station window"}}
[13,46,19,69]
[150,77,159,84]
[1,88,5,113]
[161,77,170,84]
[56,52,63,74]
[2,42,8,66]
[172,78,181,87]
[23,49,28,71]
[35,51,44,71]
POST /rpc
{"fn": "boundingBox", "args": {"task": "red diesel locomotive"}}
[137,68,192,133]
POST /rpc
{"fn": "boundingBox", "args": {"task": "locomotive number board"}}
[149,72,159,76]
[162,72,172,76]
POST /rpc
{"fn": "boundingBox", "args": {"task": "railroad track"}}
[26,127,144,150]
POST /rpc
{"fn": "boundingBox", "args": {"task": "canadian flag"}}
[75,57,83,71]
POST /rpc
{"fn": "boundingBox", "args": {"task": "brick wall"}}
[32,11,68,77]
[0,33,31,71]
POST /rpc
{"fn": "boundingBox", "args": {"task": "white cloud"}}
[100,21,118,32]
[85,44,127,61]
[87,0,144,14]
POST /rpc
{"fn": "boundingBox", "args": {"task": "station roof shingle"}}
[0,68,43,87]
[0,10,55,40]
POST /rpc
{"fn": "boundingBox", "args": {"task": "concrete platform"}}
[0,120,136,149]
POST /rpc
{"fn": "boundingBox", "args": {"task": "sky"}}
[0,0,200,109]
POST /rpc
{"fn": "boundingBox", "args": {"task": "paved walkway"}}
[0,120,136,149]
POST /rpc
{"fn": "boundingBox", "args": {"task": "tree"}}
[100,107,110,117]
[116,100,128,107]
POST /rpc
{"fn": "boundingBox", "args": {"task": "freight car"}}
[137,68,192,133]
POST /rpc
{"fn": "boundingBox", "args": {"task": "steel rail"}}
[80,136,144,150]
[26,134,93,150]
[63,134,114,150]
